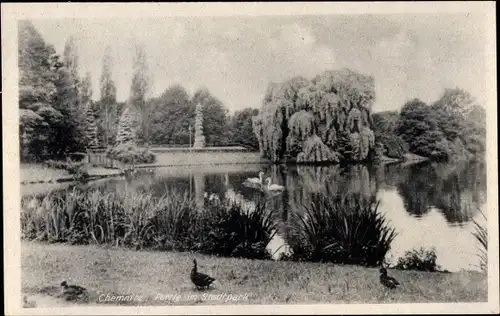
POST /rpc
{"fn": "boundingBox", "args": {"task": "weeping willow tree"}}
[253,69,376,163]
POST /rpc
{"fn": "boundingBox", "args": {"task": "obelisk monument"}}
[192,102,206,148]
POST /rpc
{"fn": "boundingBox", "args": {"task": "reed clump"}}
[197,197,277,260]
[286,193,398,267]
[21,188,277,259]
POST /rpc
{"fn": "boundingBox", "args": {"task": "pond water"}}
[22,158,487,272]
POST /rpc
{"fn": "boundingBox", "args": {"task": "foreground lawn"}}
[21,241,487,306]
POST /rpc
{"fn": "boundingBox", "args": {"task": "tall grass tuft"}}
[472,209,487,272]
[197,197,277,260]
[148,189,199,251]
[287,193,398,266]
[21,188,195,250]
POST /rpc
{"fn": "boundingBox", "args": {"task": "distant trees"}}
[431,88,486,159]
[397,99,444,158]
[395,89,485,161]
[149,85,195,145]
[228,108,260,150]
[145,85,260,149]
[96,46,119,147]
[80,72,99,149]
[372,111,407,159]
[147,85,241,147]
[116,106,138,145]
[19,21,485,165]
[129,44,152,145]
[60,36,88,148]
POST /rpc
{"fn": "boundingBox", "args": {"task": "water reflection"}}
[392,160,486,224]
[23,159,486,271]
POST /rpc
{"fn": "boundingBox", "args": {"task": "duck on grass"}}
[21,241,487,305]
[60,281,89,302]
[191,259,216,291]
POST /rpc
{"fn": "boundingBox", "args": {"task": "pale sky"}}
[32,14,487,113]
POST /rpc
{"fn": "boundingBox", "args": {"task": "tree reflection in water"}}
[77,159,486,227]
[394,160,486,224]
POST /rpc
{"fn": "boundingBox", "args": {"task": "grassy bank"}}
[21,163,122,185]
[22,241,487,306]
[21,164,72,183]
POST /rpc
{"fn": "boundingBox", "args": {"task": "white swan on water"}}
[265,177,285,191]
[245,171,264,185]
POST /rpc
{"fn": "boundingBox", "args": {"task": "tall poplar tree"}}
[129,44,152,145]
[60,36,86,149]
[98,46,118,147]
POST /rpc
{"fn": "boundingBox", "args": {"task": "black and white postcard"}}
[2,2,498,315]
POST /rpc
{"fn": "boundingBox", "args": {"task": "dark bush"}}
[394,247,441,272]
[287,193,398,267]
[106,143,156,164]
[196,198,277,260]
[383,135,408,159]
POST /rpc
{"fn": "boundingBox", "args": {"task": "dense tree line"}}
[394,88,486,161]
[148,85,259,148]
[372,111,408,159]
[228,108,260,150]
[19,21,260,163]
[253,67,486,164]
[20,21,484,164]
[367,89,486,163]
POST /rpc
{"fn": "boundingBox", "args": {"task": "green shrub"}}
[106,143,156,164]
[394,247,441,272]
[287,193,397,267]
[384,135,408,159]
[196,198,277,260]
